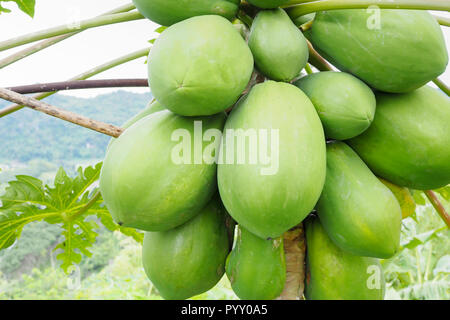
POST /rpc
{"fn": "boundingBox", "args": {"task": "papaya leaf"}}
[401,228,446,250]
[412,190,427,206]
[0,161,144,273]
[380,178,416,219]
[0,0,35,17]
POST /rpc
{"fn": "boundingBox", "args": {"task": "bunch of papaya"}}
[99,1,449,300]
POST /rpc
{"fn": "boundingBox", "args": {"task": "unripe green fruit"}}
[148,15,254,116]
[132,0,239,26]
[249,9,309,82]
[143,196,230,300]
[294,71,376,140]
[247,0,290,9]
[100,110,226,231]
[226,226,286,300]
[348,86,450,190]
[306,9,448,93]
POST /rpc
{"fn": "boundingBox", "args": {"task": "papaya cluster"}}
[99,0,450,300]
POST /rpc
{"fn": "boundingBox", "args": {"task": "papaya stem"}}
[0,11,144,53]
[306,39,334,72]
[432,78,450,97]
[6,79,148,94]
[237,10,254,28]
[424,190,450,228]
[0,47,151,118]
[277,224,306,300]
[433,15,450,27]
[304,63,314,74]
[0,88,124,137]
[0,3,136,69]
[286,0,450,18]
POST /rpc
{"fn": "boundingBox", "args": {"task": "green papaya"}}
[348,86,450,190]
[99,110,226,231]
[305,216,385,300]
[294,71,376,140]
[306,9,448,93]
[247,0,290,9]
[317,142,402,259]
[132,0,239,26]
[248,9,309,82]
[148,15,254,116]
[226,226,286,300]
[106,100,165,150]
[142,196,230,300]
[218,81,326,239]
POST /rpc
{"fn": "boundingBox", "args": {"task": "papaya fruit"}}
[247,0,290,9]
[316,142,402,259]
[148,15,254,116]
[99,110,226,231]
[142,196,230,300]
[348,86,450,190]
[294,71,376,140]
[106,100,165,150]
[226,226,286,300]
[132,0,239,26]
[248,9,309,82]
[218,81,326,239]
[305,216,385,300]
[306,9,448,93]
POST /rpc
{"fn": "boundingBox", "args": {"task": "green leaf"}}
[412,190,427,205]
[401,228,446,250]
[0,162,143,273]
[0,0,35,17]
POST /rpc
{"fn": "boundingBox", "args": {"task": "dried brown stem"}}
[6,79,148,94]
[0,88,123,138]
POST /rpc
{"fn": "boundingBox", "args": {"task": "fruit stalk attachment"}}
[0,87,124,137]
[424,191,450,228]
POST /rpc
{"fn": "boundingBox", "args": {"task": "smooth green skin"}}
[348,86,450,190]
[132,0,239,26]
[142,196,230,300]
[294,72,376,140]
[305,217,385,300]
[317,142,402,259]
[226,226,286,300]
[306,9,448,93]
[249,9,309,82]
[148,15,254,116]
[247,0,290,9]
[106,100,165,150]
[99,110,226,231]
[218,81,326,239]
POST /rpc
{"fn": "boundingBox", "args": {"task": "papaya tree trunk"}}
[277,223,306,300]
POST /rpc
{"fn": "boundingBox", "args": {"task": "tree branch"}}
[0,3,136,69]
[306,39,334,72]
[433,14,450,27]
[287,0,450,18]
[0,47,151,118]
[0,88,124,138]
[424,191,450,228]
[432,78,450,97]
[6,79,148,94]
[0,11,144,53]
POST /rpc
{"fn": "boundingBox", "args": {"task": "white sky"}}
[0,0,448,98]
